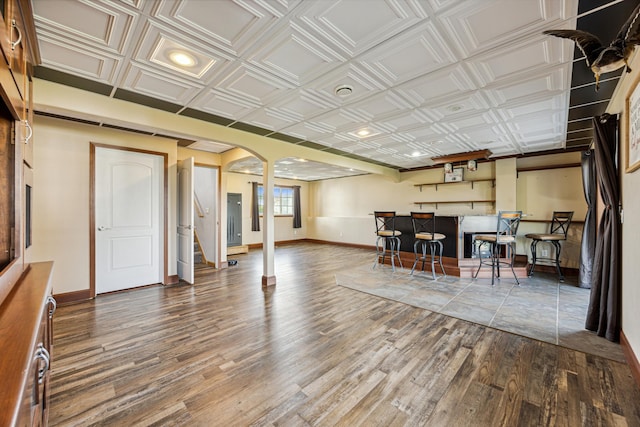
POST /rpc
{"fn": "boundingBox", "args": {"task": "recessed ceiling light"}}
[411,151,421,157]
[357,129,371,137]
[168,51,197,67]
[335,84,353,97]
[446,104,463,112]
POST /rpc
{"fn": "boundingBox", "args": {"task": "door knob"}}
[98,226,111,231]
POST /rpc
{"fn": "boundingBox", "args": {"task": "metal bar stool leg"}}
[410,240,420,275]
[436,240,446,278]
[528,240,538,277]
[553,241,564,281]
[474,242,484,279]
[509,242,520,285]
[395,236,403,270]
[428,242,437,280]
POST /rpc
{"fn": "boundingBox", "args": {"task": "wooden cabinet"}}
[0,0,39,307]
[0,262,55,427]
[0,0,38,167]
[0,1,47,425]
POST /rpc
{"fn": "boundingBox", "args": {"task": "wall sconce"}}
[467,159,477,171]
[444,162,453,173]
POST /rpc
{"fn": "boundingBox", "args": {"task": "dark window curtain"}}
[586,114,621,342]
[579,150,596,289]
[251,181,260,232]
[292,186,301,229]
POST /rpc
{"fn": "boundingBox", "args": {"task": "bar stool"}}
[373,211,402,271]
[525,211,574,281]
[410,212,446,280]
[473,211,522,286]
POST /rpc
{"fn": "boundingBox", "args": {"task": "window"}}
[258,185,294,216]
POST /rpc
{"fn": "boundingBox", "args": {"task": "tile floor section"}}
[335,263,625,363]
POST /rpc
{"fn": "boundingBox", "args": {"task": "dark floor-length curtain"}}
[586,114,621,342]
[292,186,301,229]
[251,181,260,232]
[579,150,596,289]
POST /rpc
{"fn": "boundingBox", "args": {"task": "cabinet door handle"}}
[34,344,50,384]
[23,120,33,144]
[47,295,57,318]
[11,19,22,51]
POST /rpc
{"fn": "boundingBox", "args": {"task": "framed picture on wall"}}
[444,167,464,182]
[626,72,640,173]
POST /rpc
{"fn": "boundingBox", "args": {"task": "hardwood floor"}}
[49,242,640,426]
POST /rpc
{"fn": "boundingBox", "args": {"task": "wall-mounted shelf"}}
[414,179,495,191]
[414,200,495,209]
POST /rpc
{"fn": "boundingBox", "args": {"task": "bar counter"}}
[385,214,527,277]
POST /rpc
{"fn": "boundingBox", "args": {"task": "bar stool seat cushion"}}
[415,232,446,241]
[377,230,402,237]
[474,234,516,243]
[525,233,565,241]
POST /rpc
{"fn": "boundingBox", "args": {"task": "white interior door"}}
[177,157,194,284]
[95,147,163,294]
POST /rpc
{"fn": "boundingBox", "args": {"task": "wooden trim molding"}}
[166,275,180,285]
[90,143,169,295]
[53,289,92,305]
[621,330,640,387]
[262,275,276,287]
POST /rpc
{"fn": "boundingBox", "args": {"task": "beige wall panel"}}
[30,116,178,294]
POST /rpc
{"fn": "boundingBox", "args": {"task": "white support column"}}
[262,160,276,287]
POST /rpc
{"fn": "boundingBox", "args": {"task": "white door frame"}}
[90,143,169,297]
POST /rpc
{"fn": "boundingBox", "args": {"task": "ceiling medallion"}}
[334,84,353,97]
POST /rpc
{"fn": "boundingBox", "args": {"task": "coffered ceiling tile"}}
[33,0,135,53]
[309,109,371,133]
[394,65,476,106]
[188,88,260,121]
[375,109,433,132]
[36,37,120,83]
[359,21,458,85]
[419,91,492,122]
[296,0,427,56]
[188,140,234,154]
[238,108,295,132]
[440,110,502,132]
[266,89,339,122]
[437,0,576,58]
[454,123,514,148]
[497,93,567,121]
[120,63,204,104]
[278,122,331,141]
[466,36,569,86]
[215,63,296,106]
[318,136,360,152]
[306,63,387,101]
[484,67,569,106]
[341,91,416,123]
[151,0,288,56]
[248,23,344,86]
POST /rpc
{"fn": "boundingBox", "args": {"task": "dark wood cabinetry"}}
[0,0,39,304]
[0,1,49,426]
[0,262,55,427]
